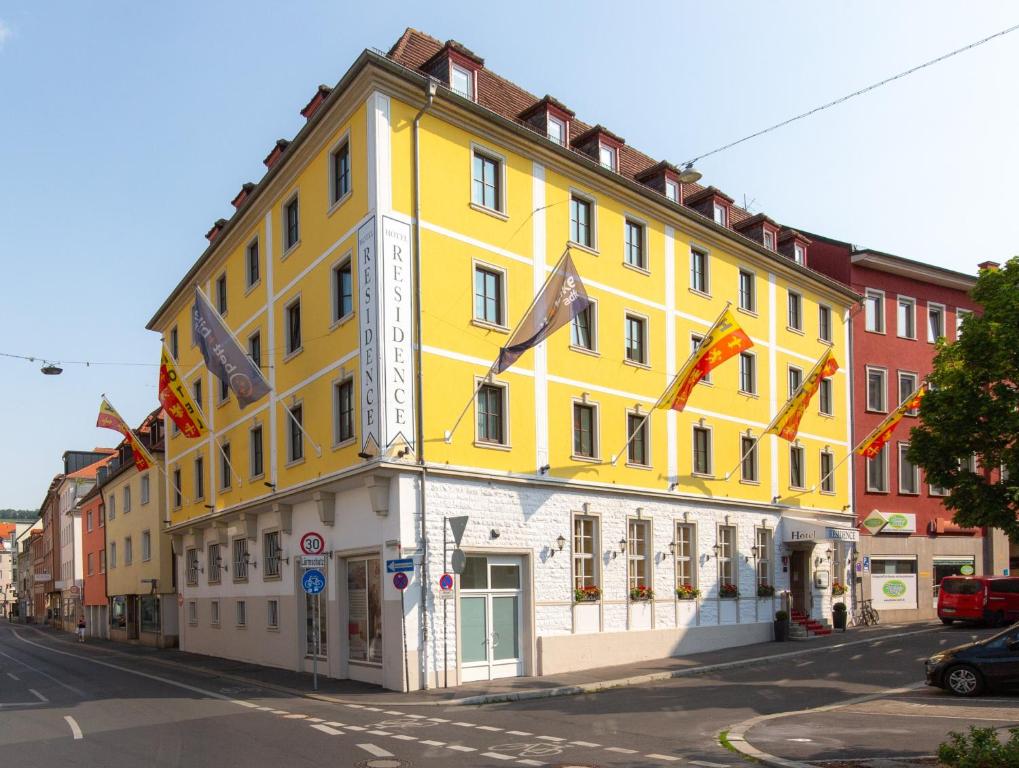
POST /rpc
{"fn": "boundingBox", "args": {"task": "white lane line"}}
[571,740,601,747]
[6,672,19,681]
[232,700,260,709]
[448,745,477,752]
[420,740,445,746]
[346,725,367,731]
[357,743,394,758]
[605,746,638,754]
[391,734,417,741]
[310,724,343,736]
[323,722,346,727]
[536,735,566,742]
[453,721,475,727]
[518,760,545,767]
[283,714,308,719]
[363,706,383,712]
[270,709,289,714]
[29,689,48,703]
[367,730,392,736]
[481,752,514,761]
[307,717,325,723]
[406,714,427,719]
[0,649,87,698]
[64,715,83,740]
[690,761,731,767]
[506,730,532,736]
[646,754,681,762]
[383,710,405,715]
[476,725,503,731]
[886,648,902,654]
[346,703,365,709]
[428,717,450,722]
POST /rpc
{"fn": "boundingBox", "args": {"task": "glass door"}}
[459,555,523,682]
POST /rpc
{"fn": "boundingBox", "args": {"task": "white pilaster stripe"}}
[665,226,678,484]
[768,272,779,500]
[266,211,278,487]
[533,162,549,472]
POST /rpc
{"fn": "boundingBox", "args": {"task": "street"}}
[1,621,1014,767]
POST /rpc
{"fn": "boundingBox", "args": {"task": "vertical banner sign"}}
[358,218,380,454]
[380,216,415,451]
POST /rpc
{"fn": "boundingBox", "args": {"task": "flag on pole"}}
[766,348,839,441]
[494,252,591,374]
[658,307,752,412]
[192,287,271,408]
[158,345,207,438]
[856,385,926,458]
[96,398,156,471]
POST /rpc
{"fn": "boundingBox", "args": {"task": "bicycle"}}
[853,598,880,626]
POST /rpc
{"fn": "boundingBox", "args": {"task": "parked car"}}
[926,623,1019,696]
[937,576,1019,626]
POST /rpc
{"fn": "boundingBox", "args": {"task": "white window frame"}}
[623,310,649,367]
[332,375,357,447]
[570,296,599,354]
[866,445,889,493]
[474,376,510,449]
[675,522,697,588]
[927,301,946,343]
[740,433,759,484]
[897,295,916,339]
[211,599,220,626]
[712,203,727,227]
[471,259,508,329]
[690,247,710,295]
[737,268,756,313]
[246,237,260,290]
[262,529,282,579]
[249,423,264,479]
[568,190,597,251]
[572,513,600,594]
[717,524,736,587]
[140,474,150,505]
[219,441,232,490]
[787,365,803,399]
[622,216,648,272]
[898,442,919,494]
[818,304,833,343]
[898,371,919,415]
[193,455,205,501]
[692,424,713,477]
[665,179,679,202]
[284,295,302,358]
[450,63,474,100]
[627,518,652,592]
[282,191,300,256]
[789,444,806,489]
[546,114,566,146]
[571,397,601,462]
[864,288,886,334]
[818,377,833,417]
[763,230,775,251]
[330,252,354,326]
[866,366,888,413]
[328,131,353,209]
[469,143,507,215]
[956,308,972,338]
[793,243,806,264]
[236,600,247,628]
[188,600,197,625]
[738,351,757,395]
[598,142,617,171]
[820,449,836,494]
[625,409,651,468]
[286,401,304,465]
[267,599,280,629]
[787,290,803,332]
[141,530,151,562]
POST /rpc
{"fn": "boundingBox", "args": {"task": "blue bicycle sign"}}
[302,569,325,594]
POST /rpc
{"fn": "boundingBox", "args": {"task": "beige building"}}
[102,411,178,647]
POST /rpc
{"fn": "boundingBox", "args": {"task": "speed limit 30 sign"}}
[300,532,325,555]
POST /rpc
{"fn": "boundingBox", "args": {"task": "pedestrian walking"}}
[77,616,86,643]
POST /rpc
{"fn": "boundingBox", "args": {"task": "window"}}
[87,552,94,576]
[739,352,756,395]
[347,557,382,664]
[330,140,351,204]
[956,308,972,337]
[569,195,593,248]
[793,244,806,265]
[193,455,205,501]
[866,367,887,412]
[248,331,262,369]
[897,296,915,339]
[140,474,150,505]
[141,530,151,562]
[867,445,888,492]
[899,443,919,494]
[208,543,222,585]
[169,326,179,360]
[471,149,502,211]
[334,379,355,445]
[624,314,647,365]
[820,450,835,493]
[216,274,227,315]
[333,259,353,321]
[763,231,775,251]
[185,548,198,586]
[192,378,203,410]
[738,269,755,312]
[267,599,279,629]
[476,384,506,445]
[788,366,802,398]
[928,302,945,342]
[818,305,832,342]
[233,538,248,581]
[450,64,472,98]
[219,442,232,489]
[929,479,948,497]
[211,600,220,625]
[864,289,885,333]
[263,531,282,578]
[624,219,645,269]
[665,179,679,202]
[718,525,735,588]
[236,600,247,627]
[675,523,696,587]
[284,195,300,251]
[246,239,260,288]
[547,115,565,145]
[571,301,596,351]
[250,425,264,478]
[627,412,649,466]
[86,509,93,533]
[690,248,709,293]
[122,486,131,514]
[218,377,230,404]
[473,265,504,326]
[285,298,301,355]
[787,290,802,331]
[573,515,598,593]
[691,335,711,383]
[819,378,833,416]
[712,203,727,227]
[899,372,919,415]
[573,402,597,459]
[789,445,805,488]
[188,601,197,625]
[740,435,759,483]
[747,529,771,597]
[124,536,133,566]
[287,404,304,463]
[99,549,106,573]
[693,426,712,475]
[172,468,182,508]
[627,519,650,591]
[598,143,616,171]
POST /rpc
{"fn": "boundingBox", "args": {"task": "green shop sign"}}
[882,579,908,598]
[861,510,917,534]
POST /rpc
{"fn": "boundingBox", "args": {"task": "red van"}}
[938,576,1019,626]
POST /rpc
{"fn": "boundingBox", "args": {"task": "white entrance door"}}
[459,555,523,682]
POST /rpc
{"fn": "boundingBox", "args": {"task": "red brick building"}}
[805,232,1009,621]
[80,480,108,638]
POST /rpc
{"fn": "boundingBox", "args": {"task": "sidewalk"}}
[23,620,939,707]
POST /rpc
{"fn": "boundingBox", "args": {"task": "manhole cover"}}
[355,760,410,768]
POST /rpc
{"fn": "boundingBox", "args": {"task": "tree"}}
[908,257,1019,539]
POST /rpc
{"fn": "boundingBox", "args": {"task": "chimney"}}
[300,85,333,120]
[263,139,291,169]
[231,182,256,209]
[205,218,228,242]
[978,260,999,272]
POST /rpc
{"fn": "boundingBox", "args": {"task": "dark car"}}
[925,624,1019,696]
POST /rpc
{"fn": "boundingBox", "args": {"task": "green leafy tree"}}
[907,257,1019,538]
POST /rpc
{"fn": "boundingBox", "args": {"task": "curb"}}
[20,623,938,708]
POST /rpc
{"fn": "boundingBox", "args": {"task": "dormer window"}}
[665,180,680,202]
[547,115,566,146]
[763,231,775,251]
[598,143,617,171]
[451,64,473,99]
[793,244,805,264]
[713,203,727,227]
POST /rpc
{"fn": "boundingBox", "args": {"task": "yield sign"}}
[447,516,469,547]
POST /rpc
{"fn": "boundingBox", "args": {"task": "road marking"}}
[448,744,477,752]
[689,761,731,767]
[428,717,450,722]
[283,714,308,719]
[346,703,365,709]
[536,735,565,742]
[605,746,638,754]
[363,706,383,711]
[476,725,503,731]
[6,672,19,681]
[383,710,405,715]
[271,709,289,714]
[367,730,392,736]
[232,700,260,708]
[356,743,394,757]
[307,717,325,723]
[64,715,83,740]
[886,648,902,654]
[481,752,515,760]
[506,730,532,736]
[324,722,346,727]
[420,740,445,746]
[391,734,417,741]
[0,649,87,698]
[406,714,427,719]
[311,724,343,736]
[570,740,601,747]
[646,753,681,762]
[29,688,48,703]
[517,760,545,767]
[346,725,367,731]
[453,721,475,727]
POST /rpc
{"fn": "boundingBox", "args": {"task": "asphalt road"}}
[0,621,1010,768]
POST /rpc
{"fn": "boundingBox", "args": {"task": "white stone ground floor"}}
[169,465,858,691]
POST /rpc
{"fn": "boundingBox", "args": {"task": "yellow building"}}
[101,411,177,647]
[148,28,858,691]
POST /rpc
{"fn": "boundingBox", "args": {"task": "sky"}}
[1,2,1017,509]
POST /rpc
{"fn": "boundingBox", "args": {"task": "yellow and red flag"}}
[158,344,207,438]
[856,385,926,459]
[96,398,156,471]
[658,307,753,412]
[766,348,839,442]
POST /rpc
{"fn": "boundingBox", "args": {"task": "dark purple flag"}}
[495,252,591,373]
[192,288,271,408]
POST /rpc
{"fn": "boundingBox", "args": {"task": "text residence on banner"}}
[158,345,207,438]
[96,398,155,471]
[192,287,271,408]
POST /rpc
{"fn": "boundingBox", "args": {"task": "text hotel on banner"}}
[357,215,416,455]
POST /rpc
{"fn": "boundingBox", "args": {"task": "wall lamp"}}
[668,540,676,556]
[538,464,551,475]
[357,451,373,460]
[396,447,412,458]
[214,556,228,573]
[264,482,276,490]
[549,534,566,556]
[619,537,628,555]
[243,552,258,569]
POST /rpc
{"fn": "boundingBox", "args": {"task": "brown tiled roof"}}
[733,212,778,231]
[66,453,117,481]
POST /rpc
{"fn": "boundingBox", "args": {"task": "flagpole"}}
[443,246,571,445]
[280,401,323,457]
[194,287,272,390]
[213,435,244,487]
